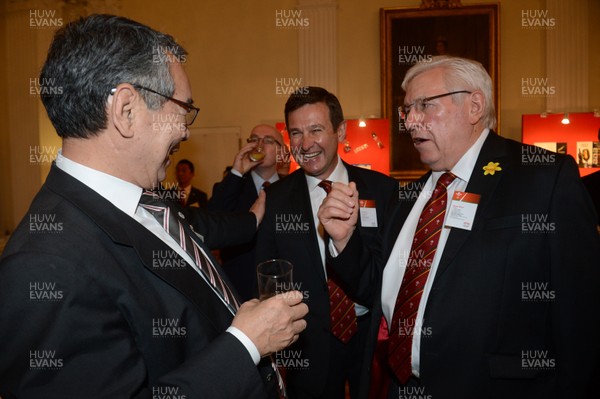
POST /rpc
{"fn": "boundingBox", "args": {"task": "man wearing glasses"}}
[319,56,600,398]
[208,124,288,300]
[0,14,307,398]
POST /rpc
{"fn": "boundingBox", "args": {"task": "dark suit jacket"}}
[255,162,398,397]
[0,165,278,398]
[582,170,600,226]
[208,172,264,301]
[331,132,600,399]
[186,186,208,208]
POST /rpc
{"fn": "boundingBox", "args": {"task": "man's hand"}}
[317,181,359,253]
[232,142,263,175]
[249,189,266,225]
[232,291,308,357]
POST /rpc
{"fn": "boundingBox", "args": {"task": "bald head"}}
[248,124,284,176]
[250,124,283,145]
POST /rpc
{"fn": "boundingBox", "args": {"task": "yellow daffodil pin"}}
[483,161,502,176]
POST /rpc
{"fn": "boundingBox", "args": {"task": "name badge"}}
[446,191,480,230]
[359,199,378,228]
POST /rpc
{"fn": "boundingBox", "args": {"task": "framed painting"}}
[381,4,499,180]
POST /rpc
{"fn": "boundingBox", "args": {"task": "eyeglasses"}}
[398,90,471,121]
[247,136,282,146]
[110,84,199,126]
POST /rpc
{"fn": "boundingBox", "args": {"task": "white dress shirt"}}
[55,151,260,364]
[231,168,279,194]
[381,129,490,377]
[306,156,368,317]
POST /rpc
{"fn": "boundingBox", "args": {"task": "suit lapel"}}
[46,166,234,331]
[345,164,371,230]
[130,223,234,329]
[434,132,509,281]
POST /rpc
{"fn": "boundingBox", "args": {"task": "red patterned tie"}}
[318,180,358,344]
[388,172,456,383]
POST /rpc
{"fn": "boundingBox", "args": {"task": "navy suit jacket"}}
[255,162,398,396]
[208,172,265,301]
[0,165,278,398]
[331,133,600,399]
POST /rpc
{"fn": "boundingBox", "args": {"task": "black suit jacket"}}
[582,170,600,226]
[208,172,265,301]
[331,133,600,399]
[0,165,278,398]
[255,162,398,396]
[186,186,208,208]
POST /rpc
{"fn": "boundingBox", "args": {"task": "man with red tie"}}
[255,87,398,398]
[318,56,600,399]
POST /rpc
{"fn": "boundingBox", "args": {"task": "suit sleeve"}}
[185,207,257,250]
[0,252,269,399]
[548,157,600,397]
[328,175,398,307]
[208,173,246,211]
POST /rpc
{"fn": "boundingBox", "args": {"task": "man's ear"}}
[468,91,485,125]
[336,120,347,142]
[110,84,139,138]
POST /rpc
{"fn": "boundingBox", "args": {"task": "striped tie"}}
[388,172,456,384]
[139,190,239,313]
[318,180,358,343]
[139,190,287,397]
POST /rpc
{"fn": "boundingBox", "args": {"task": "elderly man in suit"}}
[318,56,600,399]
[208,124,286,301]
[255,87,398,399]
[0,14,307,398]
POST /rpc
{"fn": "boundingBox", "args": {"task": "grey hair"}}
[401,56,496,130]
[40,14,187,138]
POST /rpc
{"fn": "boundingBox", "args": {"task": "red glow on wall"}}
[522,112,600,177]
[276,119,391,175]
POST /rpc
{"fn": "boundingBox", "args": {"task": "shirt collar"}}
[55,151,143,217]
[432,128,490,184]
[250,170,279,192]
[305,156,348,192]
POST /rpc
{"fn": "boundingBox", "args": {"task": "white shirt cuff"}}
[226,326,261,365]
[328,239,339,258]
[231,168,243,177]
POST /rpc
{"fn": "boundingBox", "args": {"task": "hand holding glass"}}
[257,259,293,300]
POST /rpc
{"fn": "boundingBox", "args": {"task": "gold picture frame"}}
[381,4,499,180]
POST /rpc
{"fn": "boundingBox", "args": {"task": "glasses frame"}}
[246,137,282,147]
[110,84,199,126]
[399,90,472,121]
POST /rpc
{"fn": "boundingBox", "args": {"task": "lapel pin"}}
[483,161,502,176]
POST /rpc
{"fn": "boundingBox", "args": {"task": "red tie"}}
[388,172,456,383]
[318,180,358,344]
